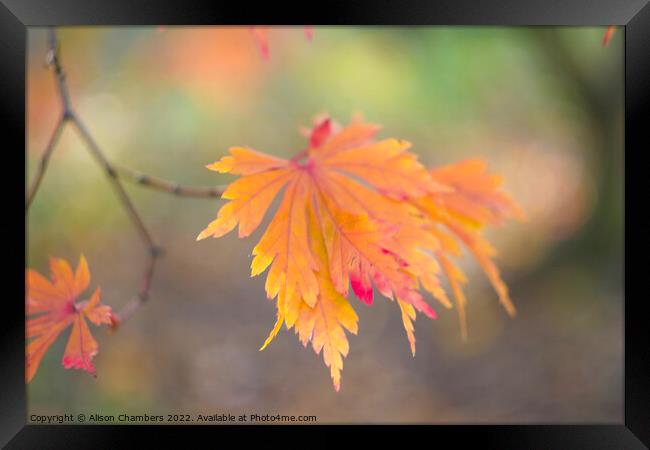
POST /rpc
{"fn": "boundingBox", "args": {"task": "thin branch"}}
[114,164,224,198]
[29,29,223,204]
[113,250,159,327]
[29,29,159,326]
[67,90,162,326]
[46,28,73,117]
[26,115,65,211]
[69,113,158,250]
[25,30,74,211]
[29,28,228,326]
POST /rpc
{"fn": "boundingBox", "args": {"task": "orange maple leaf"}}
[415,159,527,339]
[198,115,524,389]
[26,255,113,382]
[260,205,359,391]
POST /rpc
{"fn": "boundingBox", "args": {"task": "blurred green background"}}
[26,26,623,423]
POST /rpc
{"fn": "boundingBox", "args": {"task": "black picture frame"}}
[4,0,648,447]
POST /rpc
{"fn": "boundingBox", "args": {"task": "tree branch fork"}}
[26,28,223,327]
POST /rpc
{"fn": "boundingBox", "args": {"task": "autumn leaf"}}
[199,114,524,389]
[26,255,113,382]
[261,204,359,391]
[414,159,526,339]
[398,300,417,356]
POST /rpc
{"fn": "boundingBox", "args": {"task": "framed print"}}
[2,0,648,447]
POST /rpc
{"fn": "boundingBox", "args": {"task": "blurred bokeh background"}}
[26,26,623,423]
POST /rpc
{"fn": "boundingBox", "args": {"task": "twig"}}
[27,28,224,326]
[25,30,73,210]
[46,28,73,117]
[25,116,65,210]
[49,24,161,322]
[112,250,159,327]
[26,29,223,209]
[69,114,157,250]
[114,165,224,198]
[71,112,196,325]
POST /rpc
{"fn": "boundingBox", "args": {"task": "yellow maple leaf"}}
[198,115,524,389]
